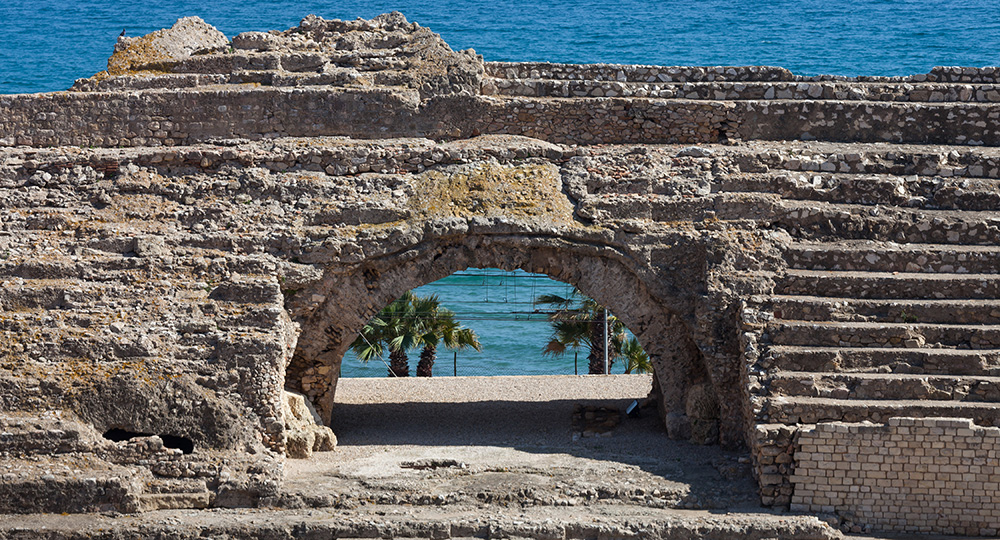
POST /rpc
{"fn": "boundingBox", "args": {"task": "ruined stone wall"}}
[486,62,1000,85]
[1,134,777,512]
[0,88,433,147]
[5,87,1000,148]
[0,88,741,146]
[3,13,1000,534]
[791,418,1000,536]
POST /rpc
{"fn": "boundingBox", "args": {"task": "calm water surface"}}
[346,269,587,378]
[2,0,999,94]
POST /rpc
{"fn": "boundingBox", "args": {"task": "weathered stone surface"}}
[0,504,842,540]
[105,17,228,76]
[2,12,1000,537]
[231,31,281,52]
[74,11,482,99]
[282,390,336,458]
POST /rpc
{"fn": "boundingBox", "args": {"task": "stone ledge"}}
[0,505,841,540]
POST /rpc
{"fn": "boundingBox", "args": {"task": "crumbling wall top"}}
[104,17,229,77]
[76,12,484,99]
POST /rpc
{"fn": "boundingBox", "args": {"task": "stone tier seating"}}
[4,11,1000,535]
[0,411,222,513]
[484,62,1000,102]
[733,152,1000,515]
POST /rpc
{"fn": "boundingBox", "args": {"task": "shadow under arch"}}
[286,232,732,446]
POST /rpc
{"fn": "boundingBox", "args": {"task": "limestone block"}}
[232,32,280,51]
[139,492,211,511]
[282,390,337,459]
[690,418,720,445]
[665,412,692,441]
[285,428,317,459]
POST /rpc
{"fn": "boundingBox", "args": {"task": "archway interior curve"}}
[286,237,723,445]
[323,248,684,373]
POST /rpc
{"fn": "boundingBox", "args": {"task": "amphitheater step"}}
[784,241,1000,273]
[0,321,164,360]
[485,62,795,83]
[720,171,1000,210]
[139,478,211,511]
[776,269,1000,299]
[0,307,282,362]
[0,276,204,309]
[0,455,141,513]
[138,492,211,511]
[0,279,137,310]
[485,62,1000,85]
[0,413,102,455]
[0,274,278,307]
[761,395,1000,427]
[769,371,1000,402]
[0,428,90,455]
[485,61,1000,85]
[776,200,1000,245]
[762,345,1000,375]
[489,77,1000,104]
[768,320,1000,349]
[732,147,1000,183]
[770,296,1000,324]
[583,191,780,223]
[0,258,158,281]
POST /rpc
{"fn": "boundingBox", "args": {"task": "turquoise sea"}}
[2,0,998,376]
[2,0,1000,95]
[350,269,587,378]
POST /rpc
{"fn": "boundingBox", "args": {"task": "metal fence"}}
[342,351,615,378]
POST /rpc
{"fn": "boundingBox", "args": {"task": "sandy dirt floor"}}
[281,374,761,511]
[0,375,851,539]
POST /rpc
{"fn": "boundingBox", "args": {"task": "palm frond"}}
[534,292,578,310]
[537,290,649,372]
[620,336,651,374]
[351,289,481,373]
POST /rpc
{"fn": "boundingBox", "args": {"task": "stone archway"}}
[282,231,726,446]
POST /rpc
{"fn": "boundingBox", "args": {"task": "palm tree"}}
[535,289,644,374]
[351,291,482,378]
[619,336,651,374]
[414,296,482,377]
[350,291,424,377]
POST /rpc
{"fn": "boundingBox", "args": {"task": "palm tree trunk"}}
[416,345,436,377]
[388,349,409,377]
[588,316,608,374]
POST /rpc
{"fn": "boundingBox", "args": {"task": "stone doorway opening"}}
[279,247,753,512]
[283,237,730,448]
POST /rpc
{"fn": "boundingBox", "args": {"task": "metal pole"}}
[603,308,609,375]
[454,351,457,377]
[575,351,578,375]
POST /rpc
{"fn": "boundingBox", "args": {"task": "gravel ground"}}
[334,374,652,404]
[330,374,655,447]
[281,374,762,511]
[0,375,845,540]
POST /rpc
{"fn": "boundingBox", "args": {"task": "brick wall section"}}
[791,417,1000,536]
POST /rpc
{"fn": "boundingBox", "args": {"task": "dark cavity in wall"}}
[103,428,195,454]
